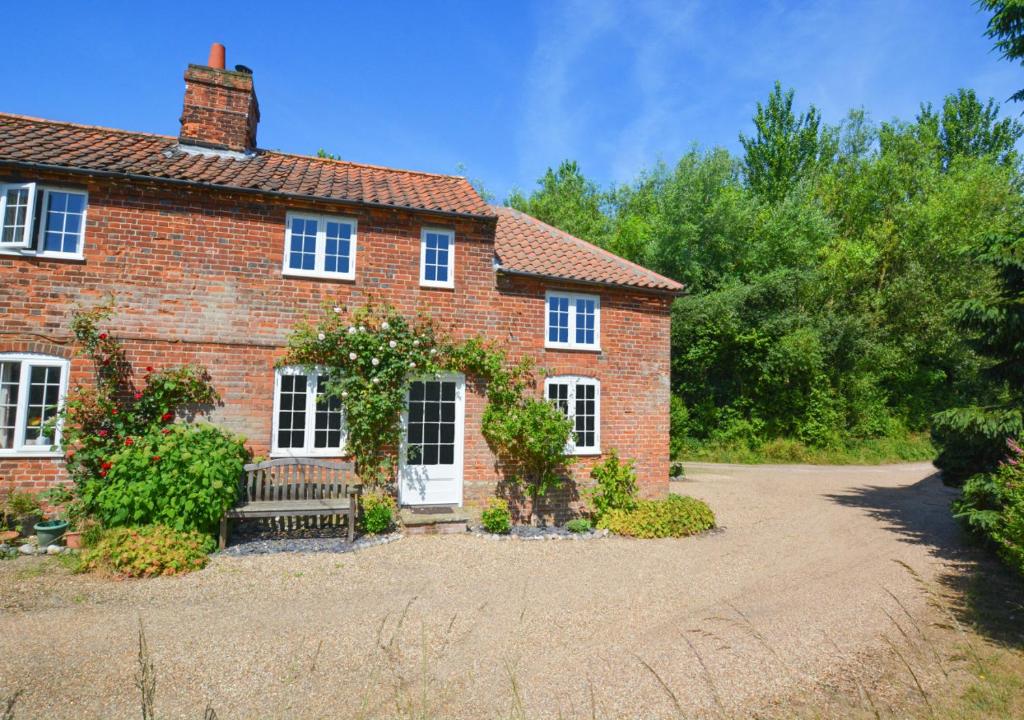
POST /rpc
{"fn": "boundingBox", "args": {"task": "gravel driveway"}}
[0,462,963,719]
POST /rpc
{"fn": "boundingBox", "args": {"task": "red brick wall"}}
[179,65,259,152]
[0,170,672,512]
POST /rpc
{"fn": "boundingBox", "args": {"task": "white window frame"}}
[544,290,601,351]
[0,183,88,259]
[270,367,347,457]
[544,375,601,456]
[419,227,455,289]
[0,353,70,457]
[282,211,358,281]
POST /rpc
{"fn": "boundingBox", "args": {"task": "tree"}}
[739,81,830,202]
[507,160,610,245]
[977,0,1024,102]
[916,89,1023,169]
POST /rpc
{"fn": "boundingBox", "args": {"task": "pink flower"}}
[98,429,109,438]
[124,437,134,447]
[133,392,143,400]
[98,333,108,340]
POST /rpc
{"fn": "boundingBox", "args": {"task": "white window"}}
[271,367,346,456]
[282,212,357,280]
[0,183,87,259]
[420,227,455,288]
[545,290,600,350]
[545,376,600,455]
[0,354,70,456]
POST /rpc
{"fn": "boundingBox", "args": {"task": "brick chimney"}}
[179,43,260,152]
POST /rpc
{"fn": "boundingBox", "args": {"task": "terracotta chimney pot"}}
[207,42,226,69]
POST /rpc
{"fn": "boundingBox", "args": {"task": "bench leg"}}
[219,515,228,550]
[348,504,355,543]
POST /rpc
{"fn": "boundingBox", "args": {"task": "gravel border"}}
[470,525,610,541]
[219,531,402,556]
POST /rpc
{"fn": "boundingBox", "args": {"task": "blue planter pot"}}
[34,519,69,547]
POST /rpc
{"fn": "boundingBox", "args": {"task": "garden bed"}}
[219,521,402,555]
[470,525,609,541]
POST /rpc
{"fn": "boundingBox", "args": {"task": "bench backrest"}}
[240,458,359,502]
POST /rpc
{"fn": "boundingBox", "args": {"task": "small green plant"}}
[86,423,248,535]
[4,490,42,518]
[669,462,684,479]
[588,450,638,520]
[565,517,592,533]
[597,494,715,539]
[81,525,214,577]
[39,485,89,530]
[361,490,396,535]
[954,438,1024,575]
[480,497,512,534]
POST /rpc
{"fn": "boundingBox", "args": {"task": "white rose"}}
[333,306,342,314]
[348,326,356,335]
[341,391,348,398]
[349,352,357,360]
[371,358,380,366]
[389,340,397,348]
[359,325,366,332]
[409,361,417,368]
[317,333,326,341]
[372,377,380,384]
[430,348,437,355]
[413,339,420,347]
[381,321,390,330]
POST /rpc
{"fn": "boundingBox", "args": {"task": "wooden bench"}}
[219,458,362,549]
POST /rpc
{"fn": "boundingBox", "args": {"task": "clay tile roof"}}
[0,113,493,218]
[493,206,684,294]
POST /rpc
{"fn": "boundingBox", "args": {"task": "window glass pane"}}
[573,382,597,448]
[1,187,30,245]
[324,221,352,275]
[422,232,452,283]
[0,362,20,449]
[575,298,596,345]
[548,296,570,343]
[42,191,86,254]
[288,217,317,271]
[24,365,62,445]
[276,373,307,449]
[313,375,344,449]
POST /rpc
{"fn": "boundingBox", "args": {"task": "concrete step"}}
[400,506,469,535]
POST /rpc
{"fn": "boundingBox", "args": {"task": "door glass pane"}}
[277,374,307,449]
[313,374,344,450]
[406,380,456,466]
[0,362,20,449]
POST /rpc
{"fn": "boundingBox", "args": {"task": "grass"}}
[679,432,935,465]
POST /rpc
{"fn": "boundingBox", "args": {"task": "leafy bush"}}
[86,424,248,535]
[669,462,685,479]
[588,450,638,520]
[954,439,1024,575]
[361,490,396,534]
[597,494,716,539]
[3,490,41,519]
[81,525,214,578]
[565,517,592,533]
[480,497,512,534]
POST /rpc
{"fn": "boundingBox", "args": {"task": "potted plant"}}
[34,518,69,547]
[4,491,43,538]
[39,486,87,548]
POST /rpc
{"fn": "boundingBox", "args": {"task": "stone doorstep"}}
[399,506,470,535]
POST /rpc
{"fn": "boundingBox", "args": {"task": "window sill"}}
[545,344,602,353]
[0,450,64,459]
[420,280,455,290]
[0,248,85,262]
[568,449,601,457]
[269,450,348,459]
[282,268,356,282]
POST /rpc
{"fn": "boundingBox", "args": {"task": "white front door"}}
[399,373,465,506]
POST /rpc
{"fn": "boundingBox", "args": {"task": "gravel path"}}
[0,462,963,719]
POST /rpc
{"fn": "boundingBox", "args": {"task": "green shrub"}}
[669,462,685,479]
[81,525,214,578]
[361,490,396,535]
[86,424,249,535]
[480,497,512,534]
[954,440,1024,575]
[565,517,592,533]
[588,450,638,520]
[597,494,716,539]
[3,491,41,526]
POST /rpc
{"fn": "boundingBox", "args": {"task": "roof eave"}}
[495,266,685,297]
[0,159,499,223]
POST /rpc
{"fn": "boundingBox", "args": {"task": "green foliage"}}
[954,440,1024,575]
[81,525,214,578]
[508,160,610,245]
[684,433,935,465]
[3,491,41,518]
[58,302,221,511]
[977,0,1024,103]
[480,497,512,534]
[86,424,248,535]
[588,450,638,520]
[564,517,592,534]
[597,495,716,539]
[361,490,396,534]
[284,303,443,485]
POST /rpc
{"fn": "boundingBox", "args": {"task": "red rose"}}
[146,366,154,372]
[161,412,174,422]
[99,333,107,340]
[111,409,118,416]
[99,470,107,477]
[101,461,112,470]
[151,455,160,462]
[124,437,134,446]
[133,392,143,400]
[102,359,110,366]
[161,428,171,435]
[98,429,109,437]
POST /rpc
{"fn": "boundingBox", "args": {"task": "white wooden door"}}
[399,374,465,506]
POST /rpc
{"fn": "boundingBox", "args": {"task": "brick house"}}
[0,45,682,512]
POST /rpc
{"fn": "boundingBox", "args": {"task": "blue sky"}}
[2,1,1018,200]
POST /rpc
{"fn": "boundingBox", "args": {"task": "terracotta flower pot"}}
[64,531,83,549]
[0,530,18,543]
